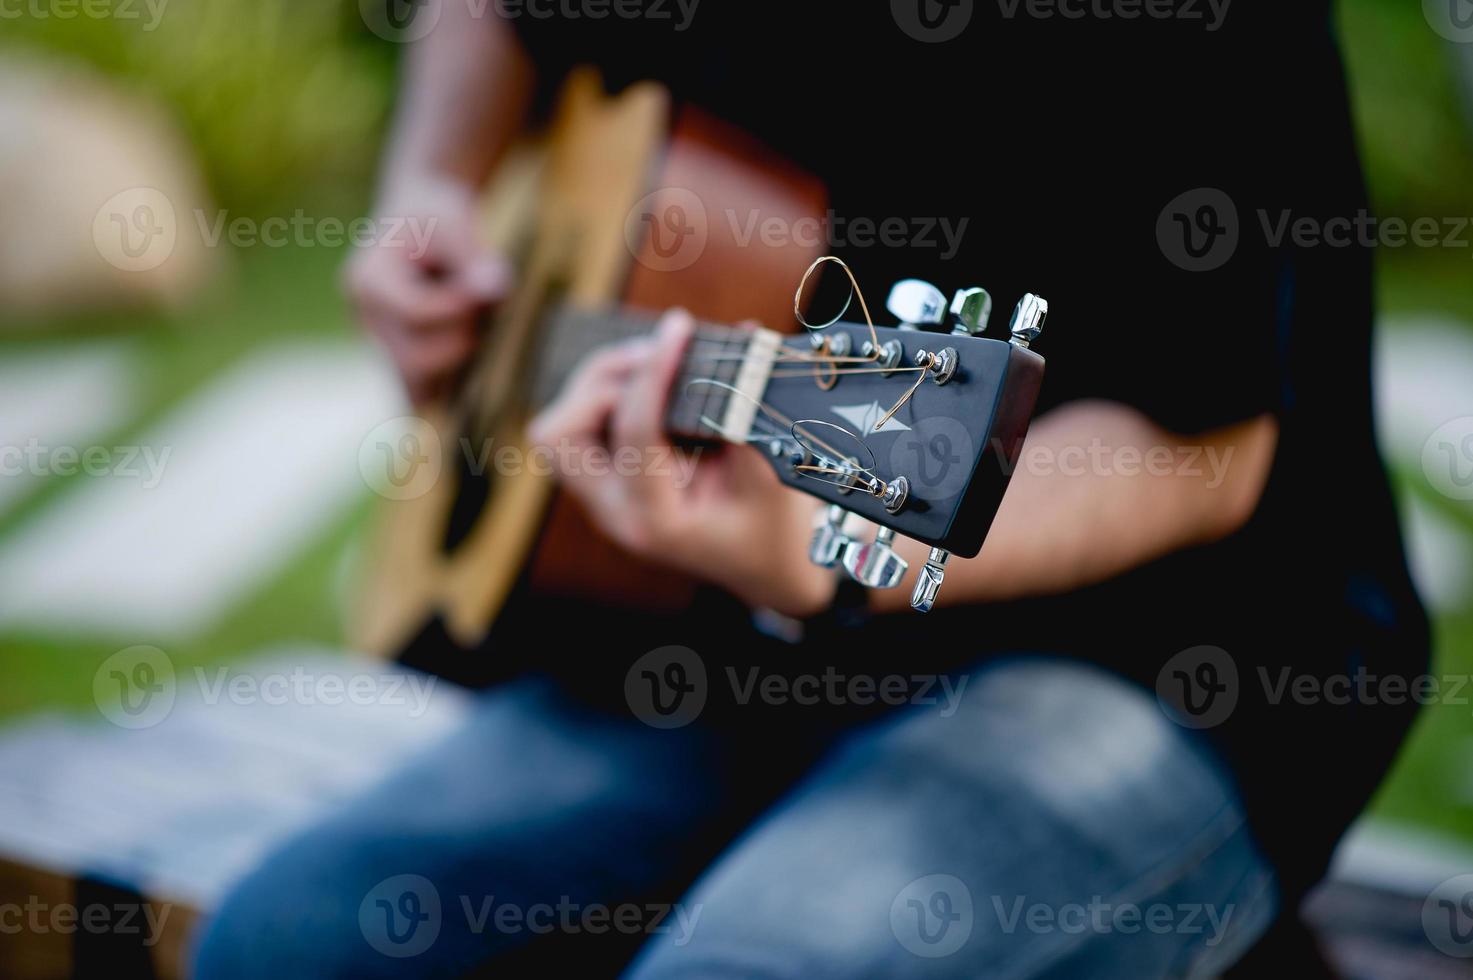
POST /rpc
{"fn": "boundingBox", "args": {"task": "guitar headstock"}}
[692,278,1047,612]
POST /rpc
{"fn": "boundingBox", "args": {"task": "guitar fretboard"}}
[530,306,758,441]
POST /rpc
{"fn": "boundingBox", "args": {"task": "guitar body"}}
[353,69,828,657]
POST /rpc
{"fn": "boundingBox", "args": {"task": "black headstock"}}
[759,318,1043,554]
[753,281,1045,611]
[660,276,1046,612]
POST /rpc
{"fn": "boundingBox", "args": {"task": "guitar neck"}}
[529,305,762,442]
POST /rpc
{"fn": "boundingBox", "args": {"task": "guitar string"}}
[793,255,881,354]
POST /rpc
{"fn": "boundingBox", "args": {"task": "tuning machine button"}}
[843,526,909,589]
[950,287,992,336]
[909,547,950,612]
[860,337,904,373]
[915,347,958,385]
[809,505,853,569]
[1009,293,1047,348]
[886,279,948,331]
[810,331,851,357]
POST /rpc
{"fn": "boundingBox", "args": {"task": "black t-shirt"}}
[500,2,1430,896]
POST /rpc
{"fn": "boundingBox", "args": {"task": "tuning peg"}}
[909,547,950,612]
[886,279,948,331]
[842,526,909,589]
[809,505,853,569]
[950,288,992,336]
[1009,293,1048,348]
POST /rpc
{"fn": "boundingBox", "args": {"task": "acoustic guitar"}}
[352,68,1048,660]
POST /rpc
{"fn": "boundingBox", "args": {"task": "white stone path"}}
[0,341,401,640]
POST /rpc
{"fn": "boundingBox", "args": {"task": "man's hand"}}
[528,310,838,618]
[343,176,512,404]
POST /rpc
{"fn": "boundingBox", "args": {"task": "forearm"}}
[871,401,1278,611]
[379,8,535,198]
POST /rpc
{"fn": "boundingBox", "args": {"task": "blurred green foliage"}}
[1340,0,1473,219]
[0,1,397,215]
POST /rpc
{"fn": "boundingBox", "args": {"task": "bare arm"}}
[346,10,535,403]
[379,8,534,197]
[871,402,1279,611]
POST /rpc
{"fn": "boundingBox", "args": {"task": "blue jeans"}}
[192,658,1277,978]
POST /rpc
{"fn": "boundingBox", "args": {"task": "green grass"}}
[0,244,377,720]
[1365,457,1473,840]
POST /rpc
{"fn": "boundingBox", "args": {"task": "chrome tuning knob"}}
[909,547,950,612]
[842,526,909,589]
[809,505,852,569]
[886,279,948,331]
[1009,293,1047,348]
[950,287,992,336]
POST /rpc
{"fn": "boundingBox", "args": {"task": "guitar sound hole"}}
[440,448,492,554]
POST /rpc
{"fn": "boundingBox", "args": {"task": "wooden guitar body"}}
[353,70,828,659]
